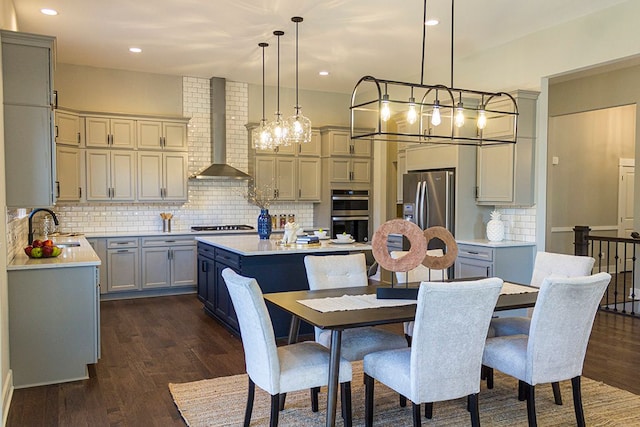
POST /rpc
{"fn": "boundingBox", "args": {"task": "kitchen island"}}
[8,237,101,388]
[195,235,372,338]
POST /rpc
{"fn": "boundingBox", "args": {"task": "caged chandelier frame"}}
[350,0,519,147]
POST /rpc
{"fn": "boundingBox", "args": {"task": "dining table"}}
[263,280,539,427]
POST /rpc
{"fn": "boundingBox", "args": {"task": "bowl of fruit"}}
[24,239,62,259]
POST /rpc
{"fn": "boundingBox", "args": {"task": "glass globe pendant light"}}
[285,16,312,144]
[252,42,273,149]
[268,30,289,146]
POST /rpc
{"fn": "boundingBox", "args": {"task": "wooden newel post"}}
[574,225,591,256]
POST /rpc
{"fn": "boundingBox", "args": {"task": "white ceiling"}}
[14,0,628,94]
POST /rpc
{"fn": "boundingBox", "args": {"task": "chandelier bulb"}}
[455,102,465,128]
[431,101,441,127]
[407,97,418,125]
[477,107,487,130]
[381,94,391,122]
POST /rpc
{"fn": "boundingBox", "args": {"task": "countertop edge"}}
[8,236,101,271]
[195,235,372,256]
[456,239,537,248]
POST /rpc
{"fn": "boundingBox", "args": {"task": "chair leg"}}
[571,376,586,427]
[485,366,494,389]
[400,394,407,407]
[525,384,537,427]
[341,382,353,427]
[424,402,433,419]
[518,380,527,401]
[468,393,480,427]
[278,393,286,411]
[244,378,255,427]
[412,403,422,427]
[364,374,374,427]
[310,387,320,412]
[552,382,563,405]
[270,394,280,427]
[405,334,412,346]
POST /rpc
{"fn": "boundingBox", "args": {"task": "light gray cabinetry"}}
[8,265,100,387]
[85,116,136,149]
[141,237,197,289]
[297,157,321,200]
[321,127,372,184]
[137,119,188,151]
[454,243,535,284]
[476,90,539,206]
[56,145,82,201]
[2,30,55,208]
[55,110,81,146]
[88,238,108,294]
[106,237,140,292]
[255,156,296,201]
[86,149,136,201]
[137,151,188,201]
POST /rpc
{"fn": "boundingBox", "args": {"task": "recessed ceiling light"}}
[129,47,142,53]
[40,8,58,16]
[425,19,439,26]
[319,71,329,76]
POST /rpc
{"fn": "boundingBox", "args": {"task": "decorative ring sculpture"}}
[371,219,427,272]
[422,226,458,270]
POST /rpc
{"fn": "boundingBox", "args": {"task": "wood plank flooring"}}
[6,294,640,426]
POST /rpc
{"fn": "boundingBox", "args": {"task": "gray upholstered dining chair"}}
[363,278,503,427]
[221,268,353,427]
[482,272,611,427]
[304,253,408,361]
[490,251,595,337]
[391,249,447,344]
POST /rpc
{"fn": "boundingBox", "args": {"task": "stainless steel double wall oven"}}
[331,189,370,242]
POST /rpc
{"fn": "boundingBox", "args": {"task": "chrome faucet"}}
[27,208,59,245]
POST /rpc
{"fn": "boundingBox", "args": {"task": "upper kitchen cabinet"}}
[254,156,296,201]
[476,90,539,206]
[85,115,136,149]
[55,110,82,146]
[137,119,188,151]
[137,151,188,201]
[297,130,321,156]
[56,145,82,202]
[320,127,371,157]
[86,149,136,201]
[1,30,56,208]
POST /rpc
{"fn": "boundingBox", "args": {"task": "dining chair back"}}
[363,278,503,427]
[221,268,353,426]
[304,254,408,361]
[482,272,611,427]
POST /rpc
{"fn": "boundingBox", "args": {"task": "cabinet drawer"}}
[141,236,195,247]
[107,238,139,249]
[457,245,494,262]
[214,248,240,269]
[198,243,215,259]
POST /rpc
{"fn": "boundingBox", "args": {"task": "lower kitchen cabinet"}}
[455,242,535,284]
[141,237,196,288]
[197,244,239,333]
[107,238,140,292]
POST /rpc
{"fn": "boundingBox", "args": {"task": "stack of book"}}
[296,235,320,244]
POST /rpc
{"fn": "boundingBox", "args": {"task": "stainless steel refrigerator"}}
[402,169,455,244]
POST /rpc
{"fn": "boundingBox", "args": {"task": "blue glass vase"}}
[257,208,272,240]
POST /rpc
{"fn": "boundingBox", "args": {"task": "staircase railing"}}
[574,225,638,317]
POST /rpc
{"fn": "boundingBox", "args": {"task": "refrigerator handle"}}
[415,181,423,228]
[446,171,454,231]
[423,180,429,230]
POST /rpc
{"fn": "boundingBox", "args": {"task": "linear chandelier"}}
[350,0,518,147]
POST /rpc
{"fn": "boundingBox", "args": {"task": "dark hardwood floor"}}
[6,294,640,426]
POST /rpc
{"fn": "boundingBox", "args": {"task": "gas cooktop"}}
[191,225,255,232]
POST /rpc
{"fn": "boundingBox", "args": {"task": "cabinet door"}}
[297,130,321,156]
[137,152,163,200]
[111,151,136,201]
[476,144,514,203]
[85,117,111,148]
[56,146,81,201]
[255,156,277,198]
[107,249,139,292]
[88,238,108,295]
[351,158,371,183]
[214,262,239,331]
[137,120,163,150]
[275,157,296,200]
[55,111,81,146]
[454,257,493,279]
[1,39,52,106]
[141,247,171,288]
[327,131,351,155]
[171,246,197,287]
[329,158,351,182]
[297,157,321,201]
[110,119,136,148]
[352,138,371,157]
[163,152,188,201]
[163,121,188,151]
[197,255,212,302]
[86,150,111,200]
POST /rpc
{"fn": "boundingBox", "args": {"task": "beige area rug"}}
[169,362,640,426]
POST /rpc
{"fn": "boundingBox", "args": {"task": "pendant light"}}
[268,30,289,147]
[285,16,312,144]
[252,42,273,149]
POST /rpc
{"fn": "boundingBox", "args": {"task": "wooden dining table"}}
[263,281,538,427]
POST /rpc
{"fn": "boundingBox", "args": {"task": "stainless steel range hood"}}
[189,77,250,180]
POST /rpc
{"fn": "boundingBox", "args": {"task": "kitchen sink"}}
[55,241,81,248]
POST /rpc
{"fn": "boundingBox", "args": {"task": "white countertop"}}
[195,235,372,256]
[8,236,101,270]
[456,239,537,248]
